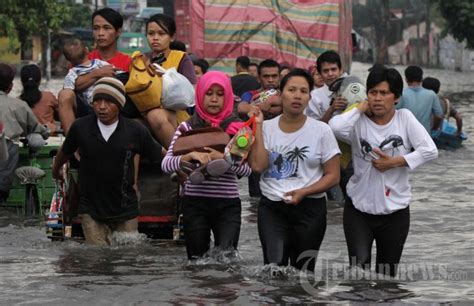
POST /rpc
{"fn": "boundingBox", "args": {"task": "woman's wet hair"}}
[146,14,176,37]
[92,7,123,30]
[279,68,314,92]
[20,64,42,108]
[366,67,403,99]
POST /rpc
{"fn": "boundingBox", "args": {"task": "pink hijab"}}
[195,71,243,134]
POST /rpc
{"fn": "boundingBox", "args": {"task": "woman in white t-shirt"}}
[248,68,341,271]
[329,67,438,277]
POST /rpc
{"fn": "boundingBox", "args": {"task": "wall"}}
[439,35,474,72]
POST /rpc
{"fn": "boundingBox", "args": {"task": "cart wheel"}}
[25,184,39,217]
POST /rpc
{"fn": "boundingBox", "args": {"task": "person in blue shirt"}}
[396,65,443,132]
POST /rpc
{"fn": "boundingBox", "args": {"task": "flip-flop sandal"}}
[206,159,231,177]
[188,164,207,184]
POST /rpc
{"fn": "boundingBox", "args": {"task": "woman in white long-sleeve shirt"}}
[328,67,438,277]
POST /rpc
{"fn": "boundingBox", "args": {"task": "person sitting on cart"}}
[422,77,463,136]
[0,63,49,203]
[52,77,162,245]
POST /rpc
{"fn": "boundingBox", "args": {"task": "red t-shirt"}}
[88,49,132,72]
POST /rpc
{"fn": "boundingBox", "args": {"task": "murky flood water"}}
[1,62,473,304]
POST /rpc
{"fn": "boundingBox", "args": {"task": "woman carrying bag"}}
[140,14,197,149]
[162,71,251,260]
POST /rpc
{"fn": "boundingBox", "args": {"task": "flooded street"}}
[1,62,473,304]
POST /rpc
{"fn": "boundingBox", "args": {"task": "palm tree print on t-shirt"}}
[264,145,309,180]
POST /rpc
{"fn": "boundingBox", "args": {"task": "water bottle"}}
[236,134,250,148]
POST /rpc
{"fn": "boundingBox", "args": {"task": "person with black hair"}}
[248,68,340,271]
[58,7,131,135]
[239,59,283,198]
[61,38,111,115]
[248,62,258,78]
[308,65,324,89]
[305,50,347,123]
[143,13,197,149]
[329,67,438,277]
[53,77,162,245]
[88,8,131,72]
[231,56,260,97]
[170,40,187,52]
[192,58,209,81]
[239,59,282,117]
[396,65,443,133]
[422,77,463,136]
[19,64,59,134]
[0,63,48,203]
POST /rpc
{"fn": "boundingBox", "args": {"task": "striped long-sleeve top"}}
[162,121,251,198]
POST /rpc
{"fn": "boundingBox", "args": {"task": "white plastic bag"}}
[153,64,195,110]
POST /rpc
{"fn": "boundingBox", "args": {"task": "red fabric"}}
[88,50,132,72]
[195,71,244,134]
[190,0,352,71]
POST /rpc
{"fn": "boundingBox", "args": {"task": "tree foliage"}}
[437,1,474,48]
[0,0,90,53]
[0,13,18,51]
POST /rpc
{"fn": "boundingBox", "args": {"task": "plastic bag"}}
[153,64,195,110]
[46,182,64,228]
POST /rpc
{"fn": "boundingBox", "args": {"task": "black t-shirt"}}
[62,115,162,223]
[231,73,260,97]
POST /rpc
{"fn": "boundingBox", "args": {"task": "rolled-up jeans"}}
[80,214,139,246]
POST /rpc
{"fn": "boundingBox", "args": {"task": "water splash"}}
[186,247,242,266]
[109,231,148,246]
[245,263,300,281]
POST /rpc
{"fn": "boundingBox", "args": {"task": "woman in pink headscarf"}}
[162,71,251,260]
